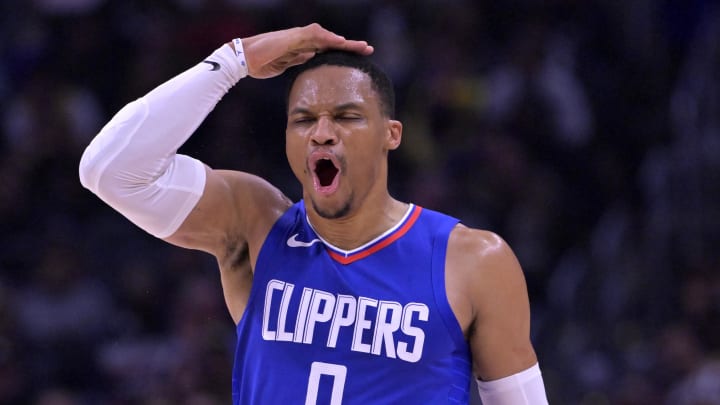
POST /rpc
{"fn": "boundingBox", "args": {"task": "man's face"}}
[286,65,400,219]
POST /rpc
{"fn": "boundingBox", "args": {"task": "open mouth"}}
[310,153,341,194]
[315,158,338,187]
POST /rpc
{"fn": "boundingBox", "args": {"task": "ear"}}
[385,119,402,151]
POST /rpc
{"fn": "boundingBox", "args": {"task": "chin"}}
[310,196,353,219]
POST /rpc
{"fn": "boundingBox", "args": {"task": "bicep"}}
[470,252,537,381]
[163,166,234,252]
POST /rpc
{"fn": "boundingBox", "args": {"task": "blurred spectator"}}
[12,239,116,396]
[484,18,593,150]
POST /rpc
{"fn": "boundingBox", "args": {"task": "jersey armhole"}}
[430,219,468,348]
[236,202,301,331]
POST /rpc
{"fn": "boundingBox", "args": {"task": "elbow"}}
[78,98,149,195]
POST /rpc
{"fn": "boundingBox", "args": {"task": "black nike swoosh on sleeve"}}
[203,60,221,71]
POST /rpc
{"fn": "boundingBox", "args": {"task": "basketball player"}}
[79,24,548,404]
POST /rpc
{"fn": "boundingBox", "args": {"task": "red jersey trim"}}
[326,206,423,265]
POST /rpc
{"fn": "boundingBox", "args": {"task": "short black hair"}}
[285,51,396,118]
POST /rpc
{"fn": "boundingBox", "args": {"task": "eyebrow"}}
[288,107,312,116]
[334,102,364,112]
[288,102,365,116]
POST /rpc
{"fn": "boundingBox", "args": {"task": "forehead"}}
[288,65,378,110]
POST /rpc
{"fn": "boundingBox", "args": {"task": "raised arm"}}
[446,226,549,404]
[79,24,373,264]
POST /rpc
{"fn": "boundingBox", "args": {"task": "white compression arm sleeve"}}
[79,40,248,238]
[477,363,549,404]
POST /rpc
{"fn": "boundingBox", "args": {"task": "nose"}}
[310,116,338,145]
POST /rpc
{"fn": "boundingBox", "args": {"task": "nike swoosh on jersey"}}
[203,60,221,71]
[287,233,322,248]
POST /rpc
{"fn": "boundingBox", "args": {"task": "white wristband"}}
[206,39,248,83]
[231,37,249,78]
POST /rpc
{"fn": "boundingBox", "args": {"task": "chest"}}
[257,240,437,352]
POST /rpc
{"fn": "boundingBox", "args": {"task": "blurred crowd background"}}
[1,0,719,404]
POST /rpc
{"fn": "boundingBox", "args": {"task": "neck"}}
[305,196,408,251]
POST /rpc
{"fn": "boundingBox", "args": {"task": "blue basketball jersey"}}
[232,201,472,404]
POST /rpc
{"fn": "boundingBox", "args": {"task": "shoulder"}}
[214,169,292,206]
[447,225,524,291]
[447,225,516,269]
[216,169,292,208]
[214,168,293,244]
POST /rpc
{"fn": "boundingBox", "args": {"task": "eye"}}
[336,114,362,121]
[292,116,315,124]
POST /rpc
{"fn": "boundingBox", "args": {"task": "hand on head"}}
[239,23,373,79]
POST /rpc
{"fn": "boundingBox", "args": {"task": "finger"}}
[332,40,374,55]
[301,23,374,56]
